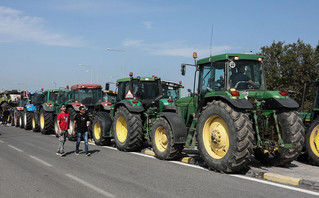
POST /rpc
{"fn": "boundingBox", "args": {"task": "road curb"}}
[246,169,319,191]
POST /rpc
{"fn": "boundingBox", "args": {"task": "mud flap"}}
[160,112,187,144]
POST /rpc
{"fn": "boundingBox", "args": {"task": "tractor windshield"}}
[199,59,266,93]
[132,80,161,100]
[57,91,68,104]
[228,60,266,90]
[47,92,58,103]
[162,84,180,101]
[103,92,117,103]
[31,94,45,105]
[77,89,101,105]
[199,61,226,94]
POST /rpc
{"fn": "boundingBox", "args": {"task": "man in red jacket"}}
[56,104,69,157]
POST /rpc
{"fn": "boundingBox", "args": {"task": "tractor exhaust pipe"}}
[300,83,307,112]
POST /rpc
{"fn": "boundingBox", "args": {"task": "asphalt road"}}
[0,125,319,198]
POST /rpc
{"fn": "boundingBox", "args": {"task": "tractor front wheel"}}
[254,111,305,166]
[197,100,255,173]
[113,106,143,151]
[151,117,183,160]
[305,118,319,165]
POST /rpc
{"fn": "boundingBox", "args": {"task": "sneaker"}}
[86,152,91,156]
[60,152,66,157]
[75,150,79,155]
[56,151,60,156]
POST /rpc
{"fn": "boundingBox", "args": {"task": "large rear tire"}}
[254,111,305,166]
[113,106,143,151]
[23,110,32,130]
[151,117,183,160]
[305,118,319,165]
[197,100,255,173]
[92,111,112,146]
[40,108,54,134]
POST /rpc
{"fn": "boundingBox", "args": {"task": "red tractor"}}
[66,84,111,140]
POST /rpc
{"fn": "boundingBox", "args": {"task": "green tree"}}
[260,39,319,112]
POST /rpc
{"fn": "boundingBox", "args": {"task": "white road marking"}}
[65,174,115,198]
[170,161,208,170]
[8,144,23,152]
[231,174,319,197]
[102,146,117,150]
[29,155,53,167]
[131,152,156,159]
[0,140,4,143]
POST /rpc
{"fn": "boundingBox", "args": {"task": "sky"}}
[0,0,318,96]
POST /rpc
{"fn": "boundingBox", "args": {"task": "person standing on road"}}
[56,104,69,157]
[72,106,91,156]
[2,107,9,126]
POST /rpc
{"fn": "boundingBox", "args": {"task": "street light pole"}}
[78,64,95,83]
[106,48,126,77]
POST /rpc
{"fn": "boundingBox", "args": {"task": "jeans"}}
[76,131,88,153]
[57,130,66,153]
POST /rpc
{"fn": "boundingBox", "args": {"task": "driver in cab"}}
[230,65,256,89]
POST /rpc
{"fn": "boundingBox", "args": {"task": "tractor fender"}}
[42,104,54,112]
[263,98,299,109]
[160,112,187,144]
[67,103,83,112]
[114,101,144,113]
[201,95,253,110]
[25,104,37,112]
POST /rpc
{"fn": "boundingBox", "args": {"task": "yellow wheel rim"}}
[116,116,127,143]
[40,113,44,129]
[94,122,101,140]
[310,126,319,157]
[155,126,168,152]
[202,115,229,159]
[32,117,35,129]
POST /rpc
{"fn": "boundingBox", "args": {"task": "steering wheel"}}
[234,81,249,89]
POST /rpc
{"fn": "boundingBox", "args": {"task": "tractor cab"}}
[102,90,117,104]
[117,73,163,109]
[69,84,103,113]
[162,81,184,101]
[197,54,266,96]
[28,92,45,106]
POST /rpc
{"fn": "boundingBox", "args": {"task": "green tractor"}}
[176,52,305,173]
[108,73,187,159]
[91,85,117,145]
[299,79,319,165]
[35,88,69,135]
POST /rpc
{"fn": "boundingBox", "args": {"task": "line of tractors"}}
[1,52,319,173]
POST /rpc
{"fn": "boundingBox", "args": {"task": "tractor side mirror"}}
[181,64,186,76]
[105,83,110,91]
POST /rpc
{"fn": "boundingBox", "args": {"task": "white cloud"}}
[0,6,83,47]
[143,21,152,29]
[122,39,239,57]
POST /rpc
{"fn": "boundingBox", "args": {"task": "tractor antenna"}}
[210,24,214,57]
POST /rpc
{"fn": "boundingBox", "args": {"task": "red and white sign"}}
[125,90,134,99]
